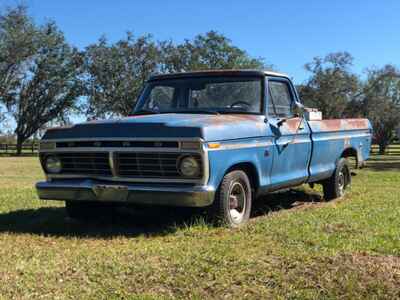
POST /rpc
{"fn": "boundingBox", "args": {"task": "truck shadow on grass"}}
[0,189,324,238]
[252,189,323,217]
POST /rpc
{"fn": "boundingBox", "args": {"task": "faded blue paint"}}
[39,71,373,204]
[206,138,273,190]
[43,114,266,141]
[204,119,371,195]
[307,121,372,182]
[267,118,312,190]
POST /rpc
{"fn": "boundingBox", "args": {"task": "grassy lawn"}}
[0,146,399,299]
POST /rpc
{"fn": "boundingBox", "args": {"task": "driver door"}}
[267,78,312,189]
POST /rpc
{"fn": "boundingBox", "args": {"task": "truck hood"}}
[42,113,267,142]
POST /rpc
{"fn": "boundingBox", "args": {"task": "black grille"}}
[57,152,112,176]
[41,151,203,179]
[116,152,203,179]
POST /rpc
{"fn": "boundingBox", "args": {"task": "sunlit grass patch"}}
[0,146,399,298]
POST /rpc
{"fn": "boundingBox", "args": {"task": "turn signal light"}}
[207,143,220,149]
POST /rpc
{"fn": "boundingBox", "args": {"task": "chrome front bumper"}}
[36,179,215,207]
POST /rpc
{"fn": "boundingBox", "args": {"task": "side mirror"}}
[292,102,305,118]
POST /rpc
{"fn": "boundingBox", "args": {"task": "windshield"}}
[134,76,263,114]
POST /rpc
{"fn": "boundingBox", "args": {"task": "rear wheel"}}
[65,201,115,222]
[323,158,351,200]
[209,170,252,227]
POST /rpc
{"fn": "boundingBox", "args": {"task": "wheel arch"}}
[224,162,260,192]
[340,147,359,168]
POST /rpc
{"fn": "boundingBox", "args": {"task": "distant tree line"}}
[0,5,399,155]
[297,53,400,154]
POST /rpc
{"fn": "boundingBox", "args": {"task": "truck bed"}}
[307,118,372,182]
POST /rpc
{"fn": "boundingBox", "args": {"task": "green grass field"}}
[0,146,399,299]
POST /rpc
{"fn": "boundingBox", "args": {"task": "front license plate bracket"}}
[92,185,129,202]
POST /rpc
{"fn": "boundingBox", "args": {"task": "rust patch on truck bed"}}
[309,118,370,132]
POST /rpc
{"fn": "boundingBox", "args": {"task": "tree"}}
[0,107,5,129]
[160,31,267,73]
[0,6,36,127]
[84,33,161,118]
[299,52,360,118]
[359,65,400,154]
[0,6,83,155]
[84,31,267,117]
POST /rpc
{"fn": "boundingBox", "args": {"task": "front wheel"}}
[323,158,351,200]
[209,170,252,227]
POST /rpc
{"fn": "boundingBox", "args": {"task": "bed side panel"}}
[308,119,372,182]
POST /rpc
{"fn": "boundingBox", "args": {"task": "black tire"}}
[323,158,351,200]
[65,201,115,222]
[209,170,252,227]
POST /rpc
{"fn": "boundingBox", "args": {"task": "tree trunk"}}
[16,135,24,156]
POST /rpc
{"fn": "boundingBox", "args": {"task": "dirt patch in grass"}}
[284,253,400,299]
[349,252,400,284]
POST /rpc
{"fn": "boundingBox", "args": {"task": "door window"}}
[268,81,293,118]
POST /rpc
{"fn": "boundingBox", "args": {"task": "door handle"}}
[282,142,290,150]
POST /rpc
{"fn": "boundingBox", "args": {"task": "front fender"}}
[206,145,272,191]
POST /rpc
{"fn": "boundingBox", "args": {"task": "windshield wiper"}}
[171,110,220,115]
[131,109,221,116]
[217,110,257,114]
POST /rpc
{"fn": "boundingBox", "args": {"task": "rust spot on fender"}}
[284,118,303,133]
[201,114,261,126]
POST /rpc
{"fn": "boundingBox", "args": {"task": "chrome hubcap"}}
[229,181,246,223]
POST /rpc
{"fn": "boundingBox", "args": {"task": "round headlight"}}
[45,155,62,174]
[178,156,200,178]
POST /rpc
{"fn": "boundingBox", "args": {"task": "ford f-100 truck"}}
[36,70,372,227]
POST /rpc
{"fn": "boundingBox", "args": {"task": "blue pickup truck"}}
[36,70,372,227]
